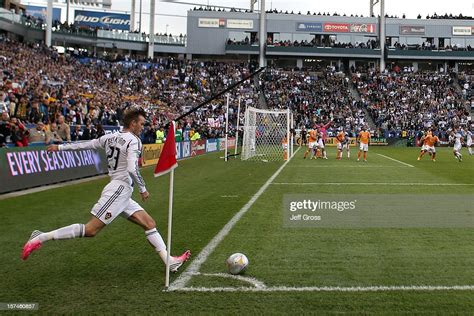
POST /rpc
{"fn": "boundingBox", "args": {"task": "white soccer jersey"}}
[454,133,462,147]
[59,131,147,193]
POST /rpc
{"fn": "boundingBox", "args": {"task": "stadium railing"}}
[225,43,381,57]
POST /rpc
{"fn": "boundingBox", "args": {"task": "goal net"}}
[241,107,293,161]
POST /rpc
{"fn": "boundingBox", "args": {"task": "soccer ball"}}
[226,253,249,275]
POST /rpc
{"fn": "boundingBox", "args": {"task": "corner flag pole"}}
[154,120,178,289]
[165,165,174,288]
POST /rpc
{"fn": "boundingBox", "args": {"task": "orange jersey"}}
[422,136,429,146]
[425,135,439,147]
[358,131,370,144]
[309,130,318,142]
[336,131,345,143]
[422,131,432,145]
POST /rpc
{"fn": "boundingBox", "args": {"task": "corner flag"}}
[154,121,178,177]
[153,121,178,288]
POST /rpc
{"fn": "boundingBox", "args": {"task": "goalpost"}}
[241,107,293,161]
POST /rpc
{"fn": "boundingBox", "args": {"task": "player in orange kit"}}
[417,129,432,161]
[357,126,370,162]
[336,128,346,160]
[303,126,318,159]
[418,131,439,162]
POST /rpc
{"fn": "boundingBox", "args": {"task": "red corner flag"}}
[154,121,179,288]
[154,121,178,177]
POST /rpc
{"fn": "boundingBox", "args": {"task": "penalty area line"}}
[169,148,301,291]
[376,153,415,168]
[175,285,474,293]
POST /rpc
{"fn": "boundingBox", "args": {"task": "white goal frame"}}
[241,107,293,161]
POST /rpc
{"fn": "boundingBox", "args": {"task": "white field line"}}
[271,182,474,186]
[194,273,267,289]
[376,153,415,168]
[175,285,474,293]
[169,148,301,290]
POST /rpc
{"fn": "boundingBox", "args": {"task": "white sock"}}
[468,147,472,155]
[38,224,85,242]
[145,228,169,263]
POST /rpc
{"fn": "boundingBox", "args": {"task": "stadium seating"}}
[0,37,472,148]
[353,68,472,138]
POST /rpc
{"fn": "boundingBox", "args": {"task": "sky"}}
[110,0,474,35]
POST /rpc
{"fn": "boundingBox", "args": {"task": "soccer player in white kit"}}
[343,132,351,158]
[21,108,190,272]
[317,131,328,159]
[466,128,472,156]
[450,129,464,162]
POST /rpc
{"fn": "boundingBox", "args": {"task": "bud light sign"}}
[74,10,130,30]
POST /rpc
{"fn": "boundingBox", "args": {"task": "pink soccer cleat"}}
[169,250,191,273]
[22,239,42,261]
[21,230,43,260]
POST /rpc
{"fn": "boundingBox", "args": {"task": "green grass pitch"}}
[1,146,473,314]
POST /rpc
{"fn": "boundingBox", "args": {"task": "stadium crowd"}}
[0,37,263,147]
[0,37,472,148]
[228,37,472,52]
[390,41,473,51]
[262,68,366,135]
[227,37,380,49]
[353,68,472,139]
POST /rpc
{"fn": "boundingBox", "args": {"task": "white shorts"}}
[317,139,325,149]
[359,143,368,152]
[454,144,462,152]
[91,181,144,225]
[421,145,428,151]
[309,141,318,149]
[337,142,348,150]
[467,140,472,147]
[426,146,436,153]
